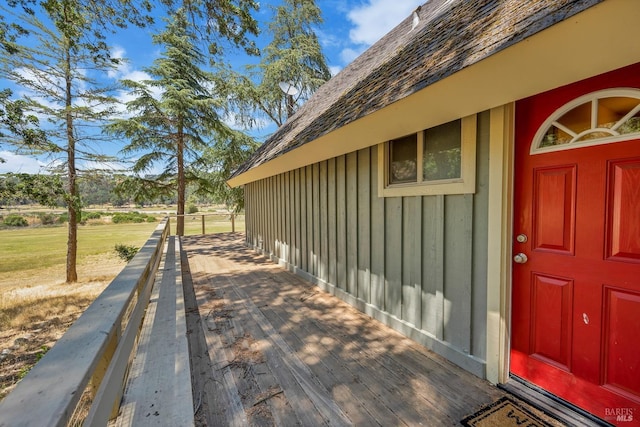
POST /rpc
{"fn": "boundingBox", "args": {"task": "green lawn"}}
[0,222,158,274]
[0,215,245,274]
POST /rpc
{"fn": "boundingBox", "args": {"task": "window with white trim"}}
[378,114,476,197]
[532,88,640,154]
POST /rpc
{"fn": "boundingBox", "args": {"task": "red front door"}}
[511,66,640,425]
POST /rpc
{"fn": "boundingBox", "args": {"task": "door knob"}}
[513,253,528,264]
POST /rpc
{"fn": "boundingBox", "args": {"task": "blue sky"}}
[0,0,424,174]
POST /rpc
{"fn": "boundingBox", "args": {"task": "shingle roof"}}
[231,0,601,180]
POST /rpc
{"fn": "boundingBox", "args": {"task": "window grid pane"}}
[423,119,461,181]
[532,90,640,154]
[389,134,417,184]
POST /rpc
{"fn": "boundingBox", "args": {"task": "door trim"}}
[486,104,515,384]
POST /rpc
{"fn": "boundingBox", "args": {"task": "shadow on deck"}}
[181,233,507,426]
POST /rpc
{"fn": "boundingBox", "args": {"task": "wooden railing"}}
[169,213,241,235]
[0,218,171,427]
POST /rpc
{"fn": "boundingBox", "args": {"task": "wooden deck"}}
[180,233,509,426]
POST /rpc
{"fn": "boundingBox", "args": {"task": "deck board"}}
[248,268,457,426]
[182,233,507,426]
[114,237,193,427]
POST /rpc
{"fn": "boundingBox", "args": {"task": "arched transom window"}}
[531,88,640,154]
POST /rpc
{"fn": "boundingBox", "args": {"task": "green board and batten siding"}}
[245,111,491,377]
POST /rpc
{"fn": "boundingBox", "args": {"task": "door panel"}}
[603,288,640,400]
[606,158,640,262]
[533,166,576,254]
[530,274,573,371]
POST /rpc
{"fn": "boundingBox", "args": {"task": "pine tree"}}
[108,10,228,236]
[199,129,260,213]
[231,0,331,128]
[0,6,121,282]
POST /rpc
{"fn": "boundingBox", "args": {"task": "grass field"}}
[0,214,245,275]
[0,222,159,274]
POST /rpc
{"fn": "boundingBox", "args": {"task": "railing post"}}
[201,214,205,235]
[231,213,235,233]
[90,331,121,419]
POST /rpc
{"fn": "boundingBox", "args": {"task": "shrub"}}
[38,213,58,225]
[3,214,28,227]
[16,345,49,379]
[51,212,102,225]
[82,211,102,221]
[112,212,155,224]
[36,345,49,362]
[112,213,139,223]
[187,204,199,214]
[115,243,139,262]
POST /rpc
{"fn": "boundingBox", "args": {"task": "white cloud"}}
[0,152,47,174]
[109,46,154,85]
[316,28,341,50]
[108,46,128,79]
[123,70,152,83]
[346,0,424,46]
[107,46,162,118]
[329,65,342,76]
[340,47,365,64]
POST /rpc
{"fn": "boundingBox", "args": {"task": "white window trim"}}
[378,114,477,197]
[531,88,640,155]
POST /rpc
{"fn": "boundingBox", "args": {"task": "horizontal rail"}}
[169,213,242,234]
[0,218,170,427]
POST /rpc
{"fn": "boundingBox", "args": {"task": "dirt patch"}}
[0,313,78,400]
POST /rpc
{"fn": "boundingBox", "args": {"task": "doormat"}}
[461,396,556,427]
